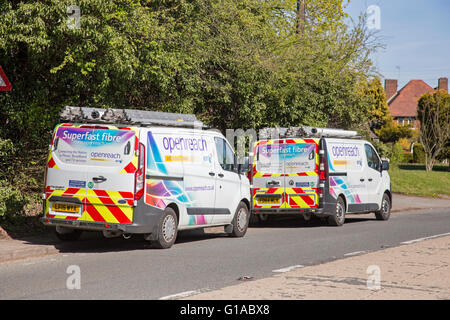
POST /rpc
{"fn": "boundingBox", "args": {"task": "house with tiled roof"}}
[384,77,448,129]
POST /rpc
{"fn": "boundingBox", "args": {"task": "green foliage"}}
[0,180,28,221]
[363,77,392,130]
[376,121,413,143]
[389,142,404,164]
[413,143,425,163]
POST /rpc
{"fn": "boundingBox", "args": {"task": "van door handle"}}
[93,176,107,183]
[209,172,215,176]
[368,178,373,182]
[267,180,280,186]
[360,178,365,182]
[218,173,224,178]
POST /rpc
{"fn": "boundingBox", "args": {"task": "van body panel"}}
[326,139,367,211]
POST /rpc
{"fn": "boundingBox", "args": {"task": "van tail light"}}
[318,148,326,205]
[134,142,145,200]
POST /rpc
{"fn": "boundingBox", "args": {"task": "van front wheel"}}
[375,193,391,221]
[229,202,249,237]
[153,207,178,249]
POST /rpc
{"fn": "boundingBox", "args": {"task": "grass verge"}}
[389,164,450,198]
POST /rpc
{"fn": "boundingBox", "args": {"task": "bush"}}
[413,143,425,163]
[0,181,28,223]
[389,142,405,164]
[403,152,413,163]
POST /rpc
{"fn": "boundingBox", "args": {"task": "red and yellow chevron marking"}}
[120,127,140,174]
[285,187,317,208]
[45,187,134,224]
[85,189,133,224]
[251,138,319,178]
[47,153,59,169]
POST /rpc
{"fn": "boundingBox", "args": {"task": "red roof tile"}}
[388,80,434,117]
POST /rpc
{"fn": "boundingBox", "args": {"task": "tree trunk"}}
[296,0,306,37]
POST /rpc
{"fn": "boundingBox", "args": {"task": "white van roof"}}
[59,106,205,129]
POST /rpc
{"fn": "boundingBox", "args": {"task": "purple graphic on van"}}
[329,177,361,204]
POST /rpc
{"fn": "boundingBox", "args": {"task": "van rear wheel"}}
[328,196,346,226]
[153,207,178,249]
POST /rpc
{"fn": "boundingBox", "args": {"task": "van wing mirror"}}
[381,160,389,171]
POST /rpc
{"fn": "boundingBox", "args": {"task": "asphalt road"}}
[1,208,449,300]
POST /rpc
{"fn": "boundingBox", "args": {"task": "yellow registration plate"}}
[52,202,80,213]
[258,197,280,204]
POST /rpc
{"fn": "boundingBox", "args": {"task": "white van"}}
[250,127,392,226]
[41,107,251,248]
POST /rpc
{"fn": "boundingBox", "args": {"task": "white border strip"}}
[401,232,450,245]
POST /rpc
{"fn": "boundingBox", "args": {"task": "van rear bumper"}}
[251,201,337,217]
[251,207,326,216]
[41,199,164,235]
[40,217,157,234]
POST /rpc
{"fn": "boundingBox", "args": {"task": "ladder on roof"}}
[259,126,358,139]
[59,106,205,128]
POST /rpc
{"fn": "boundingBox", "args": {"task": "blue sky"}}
[344,0,450,90]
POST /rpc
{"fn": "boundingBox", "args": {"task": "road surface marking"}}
[272,265,304,273]
[159,290,200,300]
[400,232,450,245]
[344,251,366,257]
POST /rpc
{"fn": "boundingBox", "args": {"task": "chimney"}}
[438,77,448,92]
[384,79,397,100]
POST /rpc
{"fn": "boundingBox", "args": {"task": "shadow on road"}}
[12,227,229,254]
[249,214,376,229]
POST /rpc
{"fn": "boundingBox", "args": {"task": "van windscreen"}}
[256,143,316,174]
[53,126,135,167]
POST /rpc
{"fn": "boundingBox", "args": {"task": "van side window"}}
[214,137,235,171]
[364,144,380,171]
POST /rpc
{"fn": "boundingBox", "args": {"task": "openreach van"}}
[41,106,251,248]
[250,126,391,226]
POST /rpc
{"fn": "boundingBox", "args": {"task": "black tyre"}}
[375,193,391,221]
[229,202,249,237]
[153,207,178,249]
[328,196,346,226]
[55,228,82,241]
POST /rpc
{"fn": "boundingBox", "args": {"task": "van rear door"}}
[46,124,138,224]
[252,140,286,209]
[283,139,319,209]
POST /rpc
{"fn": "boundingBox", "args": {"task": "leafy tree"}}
[417,90,450,171]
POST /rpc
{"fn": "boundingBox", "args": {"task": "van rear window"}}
[53,126,135,167]
[256,143,316,174]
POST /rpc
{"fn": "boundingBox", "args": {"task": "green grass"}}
[389,164,450,198]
